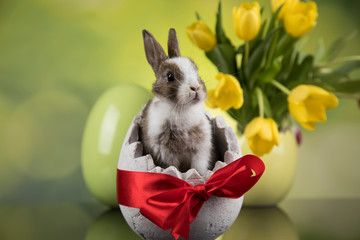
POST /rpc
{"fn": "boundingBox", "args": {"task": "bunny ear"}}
[168,28,181,58]
[143,30,168,73]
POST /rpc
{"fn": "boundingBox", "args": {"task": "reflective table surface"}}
[0,199,359,240]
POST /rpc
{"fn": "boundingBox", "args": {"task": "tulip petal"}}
[205,90,218,108]
[308,86,339,109]
[284,1,318,37]
[270,119,280,146]
[299,121,316,131]
[206,73,244,111]
[213,73,243,110]
[287,85,311,104]
[186,21,216,51]
[258,119,273,141]
[288,101,309,123]
[271,0,287,13]
[216,96,232,111]
[304,99,327,122]
[244,117,264,138]
[248,135,274,156]
[284,13,310,37]
[239,11,261,42]
[278,0,299,20]
[288,84,337,131]
[233,2,261,42]
[245,117,279,156]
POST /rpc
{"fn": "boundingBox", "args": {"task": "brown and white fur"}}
[139,29,213,175]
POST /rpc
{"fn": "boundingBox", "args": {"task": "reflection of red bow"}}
[117,154,265,240]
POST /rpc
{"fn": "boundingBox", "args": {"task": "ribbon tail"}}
[168,196,204,240]
[166,200,192,240]
[171,232,180,240]
[140,190,202,240]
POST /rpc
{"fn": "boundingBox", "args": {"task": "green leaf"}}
[205,44,236,75]
[266,6,281,37]
[314,38,325,64]
[287,55,314,88]
[258,64,279,84]
[264,29,280,69]
[306,80,335,92]
[275,33,298,57]
[332,79,360,94]
[336,60,360,73]
[245,28,281,88]
[215,1,231,45]
[240,21,268,63]
[227,108,242,125]
[237,45,244,55]
[228,88,257,131]
[251,89,258,109]
[251,19,268,49]
[195,12,201,20]
[321,30,357,62]
[278,47,295,82]
[316,60,360,84]
[262,92,273,118]
[269,94,288,124]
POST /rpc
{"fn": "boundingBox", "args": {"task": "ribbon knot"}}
[193,184,210,201]
[117,154,265,240]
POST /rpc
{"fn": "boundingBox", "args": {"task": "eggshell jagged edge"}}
[117,112,242,186]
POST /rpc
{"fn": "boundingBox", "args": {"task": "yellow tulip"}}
[284,1,318,38]
[244,117,280,157]
[271,0,286,13]
[206,73,243,111]
[233,2,261,42]
[288,85,338,131]
[271,0,299,20]
[186,20,217,51]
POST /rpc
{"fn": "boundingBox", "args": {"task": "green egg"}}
[81,84,152,207]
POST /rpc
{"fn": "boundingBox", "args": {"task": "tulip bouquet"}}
[186,0,360,156]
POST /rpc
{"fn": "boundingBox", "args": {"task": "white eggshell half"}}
[118,111,243,240]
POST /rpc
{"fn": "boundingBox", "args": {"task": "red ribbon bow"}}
[117,154,265,240]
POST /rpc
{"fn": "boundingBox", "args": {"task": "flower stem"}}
[270,79,291,95]
[255,87,264,118]
[265,31,279,69]
[244,42,250,68]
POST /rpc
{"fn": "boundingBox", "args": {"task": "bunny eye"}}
[167,72,175,82]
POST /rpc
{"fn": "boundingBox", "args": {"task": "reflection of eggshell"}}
[82,84,152,207]
[118,111,243,240]
[85,210,140,240]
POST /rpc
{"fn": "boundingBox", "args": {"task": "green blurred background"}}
[0,0,359,205]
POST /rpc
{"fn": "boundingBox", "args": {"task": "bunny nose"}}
[190,86,199,92]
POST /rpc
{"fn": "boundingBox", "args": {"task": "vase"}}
[238,130,298,207]
[118,113,244,240]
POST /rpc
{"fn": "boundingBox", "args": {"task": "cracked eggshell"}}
[118,112,243,240]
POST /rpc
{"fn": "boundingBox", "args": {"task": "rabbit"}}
[139,28,214,176]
